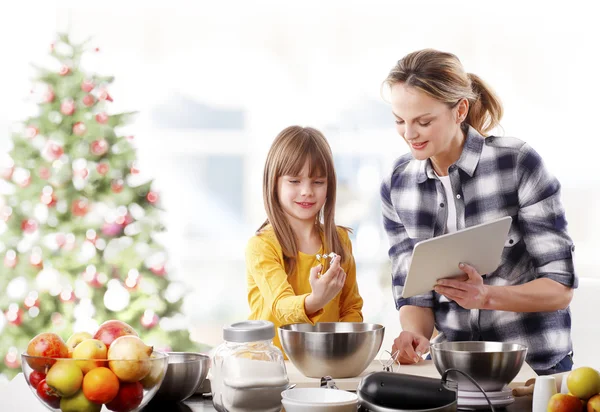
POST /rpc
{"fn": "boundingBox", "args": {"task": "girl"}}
[380,49,577,375]
[246,125,363,351]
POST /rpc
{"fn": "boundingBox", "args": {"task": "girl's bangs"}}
[280,141,327,178]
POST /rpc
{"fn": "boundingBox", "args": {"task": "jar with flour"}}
[211,320,289,412]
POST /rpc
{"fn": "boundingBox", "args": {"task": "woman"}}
[380,49,577,375]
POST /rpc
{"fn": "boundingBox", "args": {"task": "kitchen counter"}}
[147,394,534,411]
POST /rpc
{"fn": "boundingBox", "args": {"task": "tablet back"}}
[401,216,512,299]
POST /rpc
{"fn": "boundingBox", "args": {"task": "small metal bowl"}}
[430,341,527,392]
[153,352,210,402]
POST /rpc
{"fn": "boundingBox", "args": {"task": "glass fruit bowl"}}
[21,351,168,412]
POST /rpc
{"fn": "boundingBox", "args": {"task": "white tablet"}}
[401,216,512,298]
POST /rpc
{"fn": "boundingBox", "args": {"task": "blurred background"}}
[1,0,598,371]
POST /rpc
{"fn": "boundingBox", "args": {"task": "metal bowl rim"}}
[279,322,385,334]
[430,341,527,354]
[165,351,210,360]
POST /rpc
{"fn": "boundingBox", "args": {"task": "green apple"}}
[46,361,83,397]
[60,390,102,412]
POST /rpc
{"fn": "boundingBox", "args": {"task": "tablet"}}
[401,216,512,298]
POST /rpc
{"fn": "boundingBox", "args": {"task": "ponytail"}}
[466,73,503,136]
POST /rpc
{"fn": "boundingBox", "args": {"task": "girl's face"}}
[277,160,328,226]
[390,83,464,161]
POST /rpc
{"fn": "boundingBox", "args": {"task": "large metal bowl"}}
[430,341,528,392]
[278,322,384,378]
[153,352,211,402]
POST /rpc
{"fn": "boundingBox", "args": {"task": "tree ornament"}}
[43,87,55,103]
[146,191,159,204]
[42,140,64,161]
[21,219,38,234]
[95,112,109,124]
[111,179,124,193]
[82,94,95,107]
[58,65,70,76]
[90,139,109,156]
[150,264,166,276]
[96,163,109,175]
[98,89,113,102]
[60,99,75,116]
[38,166,51,180]
[73,122,87,136]
[102,222,123,237]
[130,162,139,175]
[4,250,18,268]
[4,351,20,369]
[71,198,89,217]
[29,252,43,268]
[81,79,95,93]
[5,307,23,326]
[141,310,159,329]
[25,126,39,139]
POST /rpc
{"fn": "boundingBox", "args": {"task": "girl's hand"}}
[306,255,346,310]
[434,263,489,310]
[391,331,430,364]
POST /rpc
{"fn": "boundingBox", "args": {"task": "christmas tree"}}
[0,33,200,379]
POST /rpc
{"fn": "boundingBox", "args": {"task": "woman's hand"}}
[434,263,489,310]
[305,255,346,314]
[392,331,430,364]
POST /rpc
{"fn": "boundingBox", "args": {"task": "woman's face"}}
[390,83,464,161]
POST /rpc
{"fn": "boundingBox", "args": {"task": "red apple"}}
[105,381,143,412]
[36,379,61,408]
[93,320,138,349]
[547,393,584,412]
[26,332,69,372]
[29,370,45,388]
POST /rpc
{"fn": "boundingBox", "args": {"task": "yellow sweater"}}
[246,225,364,352]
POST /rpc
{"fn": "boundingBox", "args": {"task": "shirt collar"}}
[416,125,485,183]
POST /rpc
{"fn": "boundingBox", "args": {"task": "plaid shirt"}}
[380,126,577,371]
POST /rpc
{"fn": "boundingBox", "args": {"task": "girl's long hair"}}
[258,126,348,276]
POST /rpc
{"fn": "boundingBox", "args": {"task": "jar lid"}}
[223,320,275,342]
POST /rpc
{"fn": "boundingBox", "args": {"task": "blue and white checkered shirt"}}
[380,125,577,371]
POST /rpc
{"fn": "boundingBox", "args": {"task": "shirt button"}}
[456,194,461,199]
[571,245,575,252]
[509,239,514,244]
[440,203,445,208]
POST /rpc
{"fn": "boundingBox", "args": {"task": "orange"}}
[82,367,120,404]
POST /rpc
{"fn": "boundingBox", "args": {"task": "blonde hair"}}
[384,49,503,136]
[258,126,348,276]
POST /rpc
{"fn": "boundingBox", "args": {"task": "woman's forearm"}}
[484,278,573,312]
[399,305,435,339]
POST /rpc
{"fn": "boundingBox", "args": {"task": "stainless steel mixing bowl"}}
[153,352,211,402]
[430,341,527,392]
[278,322,384,378]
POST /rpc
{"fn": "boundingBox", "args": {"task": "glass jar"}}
[211,320,289,412]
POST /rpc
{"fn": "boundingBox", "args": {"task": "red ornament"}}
[41,191,57,207]
[5,307,23,326]
[130,163,139,175]
[126,135,134,140]
[146,191,159,204]
[111,179,124,193]
[1,165,14,180]
[4,352,20,369]
[25,126,39,139]
[38,167,51,180]
[43,141,64,161]
[98,89,113,102]
[60,99,75,116]
[150,264,166,276]
[102,222,123,237]
[59,289,75,303]
[96,163,109,175]
[115,213,133,226]
[4,250,17,268]
[58,65,70,76]
[94,47,100,52]
[81,79,95,93]
[73,122,87,136]
[24,294,40,309]
[18,175,32,188]
[95,112,109,124]
[21,219,38,234]
[82,94,95,107]
[90,139,109,156]
[43,88,55,103]
[71,198,89,217]
[74,168,89,179]
[141,313,159,329]
[30,252,43,268]
[56,233,66,248]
